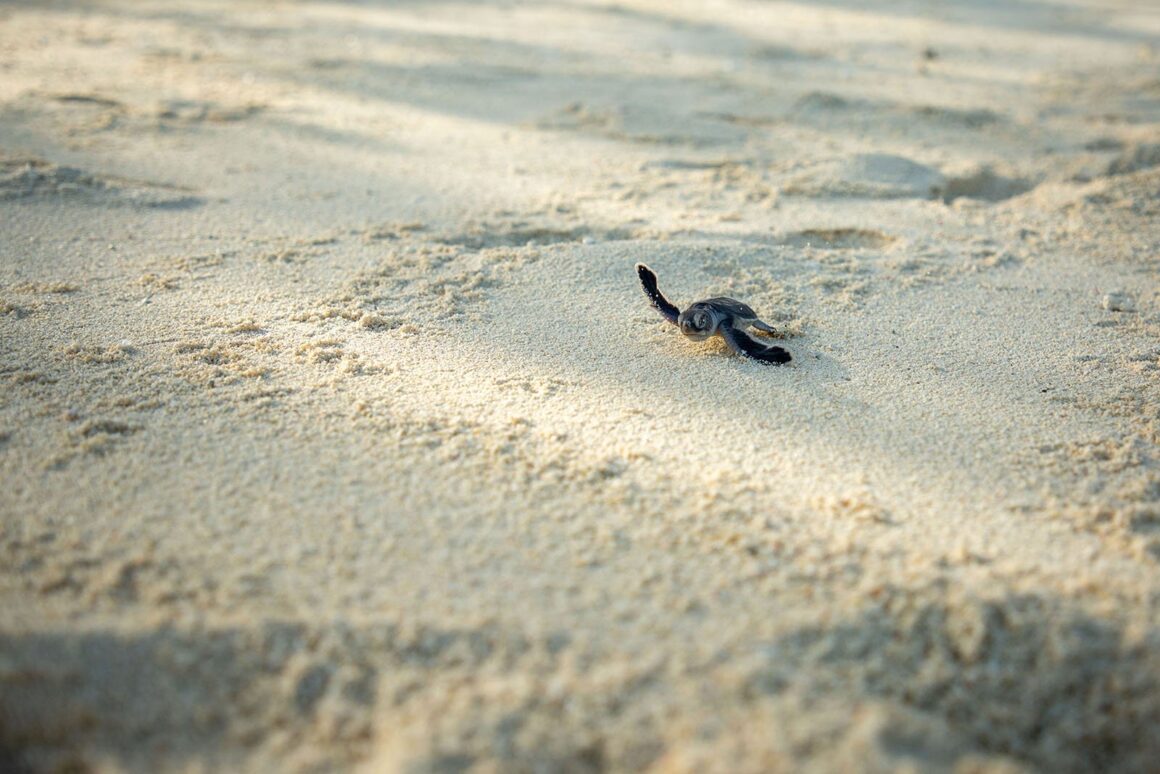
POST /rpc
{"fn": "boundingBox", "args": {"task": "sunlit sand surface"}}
[2,1,1159,771]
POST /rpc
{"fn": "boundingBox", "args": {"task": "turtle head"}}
[677,305,717,340]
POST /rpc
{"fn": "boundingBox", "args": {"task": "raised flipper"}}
[719,321,791,364]
[636,263,680,325]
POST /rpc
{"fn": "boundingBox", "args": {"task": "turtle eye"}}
[693,311,709,330]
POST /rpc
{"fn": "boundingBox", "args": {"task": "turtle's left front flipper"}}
[720,322,791,364]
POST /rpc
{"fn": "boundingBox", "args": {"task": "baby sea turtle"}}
[636,263,791,364]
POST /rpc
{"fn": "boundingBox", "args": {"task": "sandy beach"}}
[2,0,1159,771]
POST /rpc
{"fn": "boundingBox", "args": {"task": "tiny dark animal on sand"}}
[636,263,791,365]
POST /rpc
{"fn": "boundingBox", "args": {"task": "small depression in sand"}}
[938,164,1035,203]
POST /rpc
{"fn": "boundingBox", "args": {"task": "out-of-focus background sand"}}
[1,1,1159,771]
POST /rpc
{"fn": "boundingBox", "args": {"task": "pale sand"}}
[2,0,1159,771]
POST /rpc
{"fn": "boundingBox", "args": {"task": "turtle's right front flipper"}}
[720,322,792,365]
[636,263,680,325]
[750,318,785,337]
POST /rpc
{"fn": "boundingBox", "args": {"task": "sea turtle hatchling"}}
[636,263,791,365]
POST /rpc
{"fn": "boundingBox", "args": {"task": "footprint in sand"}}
[780,153,1033,203]
[780,153,946,199]
[154,99,265,125]
[0,155,203,209]
[938,163,1033,203]
[793,91,1002,131]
